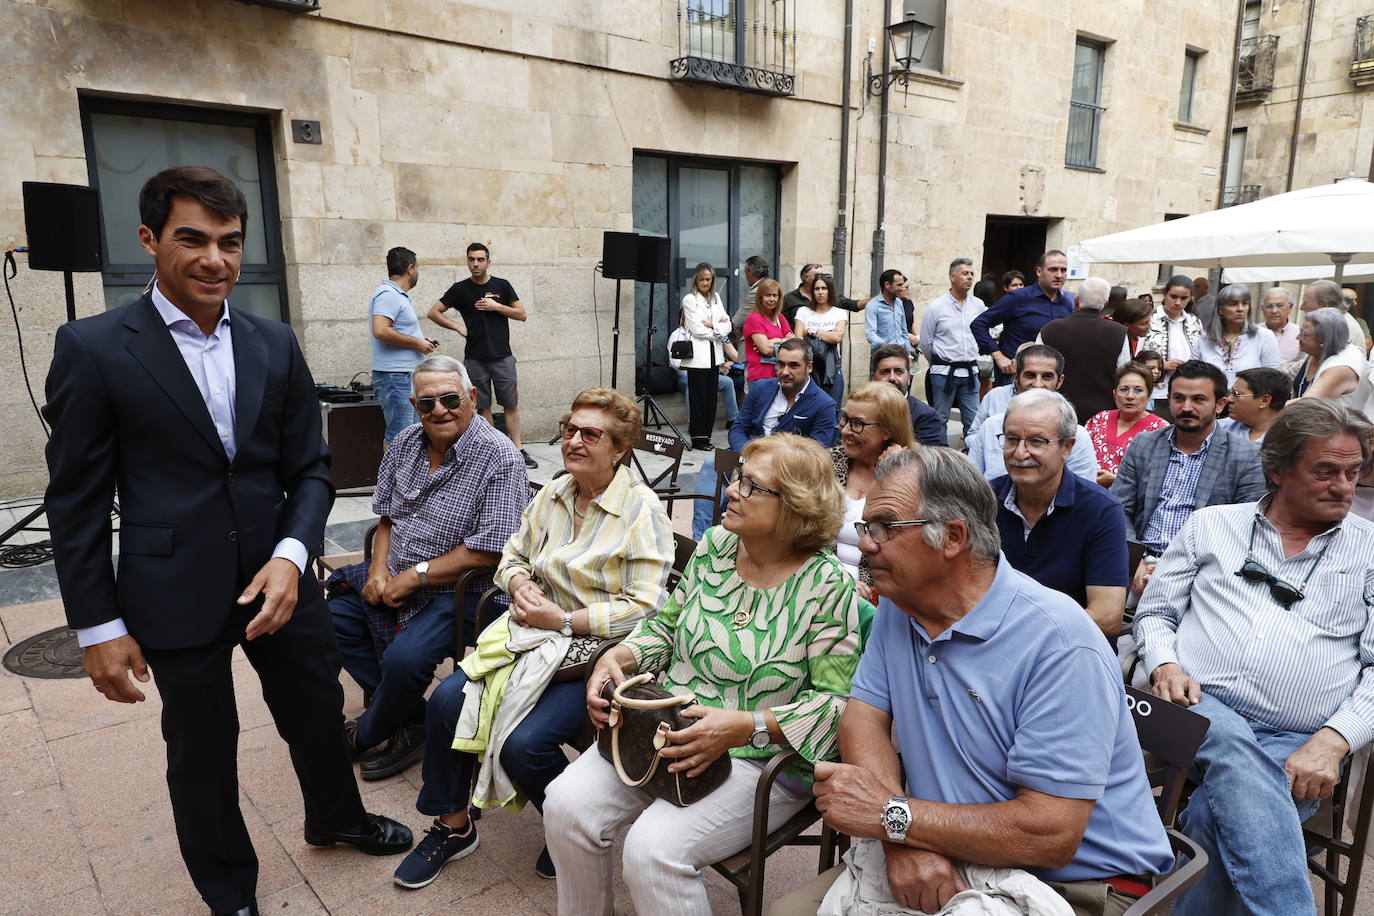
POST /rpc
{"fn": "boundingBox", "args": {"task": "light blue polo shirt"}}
[851,557,1174,882]
[369,279,424,372]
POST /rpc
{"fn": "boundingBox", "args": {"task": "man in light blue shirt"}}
[919,258,985,439]
[371,247,436,443]
[864,268,912,353]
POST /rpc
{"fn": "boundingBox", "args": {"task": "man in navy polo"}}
[972,250,1075,385]
[991,389,1128,640]
[773,446,1170,916]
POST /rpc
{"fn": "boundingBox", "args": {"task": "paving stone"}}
[0,783,94,914]
[0,708,57,797]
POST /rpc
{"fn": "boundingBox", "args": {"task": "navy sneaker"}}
[392,819,479,889]
[535,845,555,879]
[521,449,539,469]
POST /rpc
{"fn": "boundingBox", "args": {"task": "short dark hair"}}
[777,337,812,363]
[386,247,417,277]
[1236,367,1291,410]
[1036,250,1067,268]
[466,242,490,257]
[1135,349,1164,364]
[1001,269,1025,289]
[948,257,973,275]
[1168,359,1227,400]
[1110,297,1153,326]
[1115,362,1154,389]
[1015,343,1065,376]
[869,343,912,377]
[1164,274,1193,294]
[139,166,249,239]
[1108,285,1128,306]
[973,279,997,303]
[744,255,769,279]
[880,268,905,287]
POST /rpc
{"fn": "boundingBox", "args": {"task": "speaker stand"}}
[635,278,683,439]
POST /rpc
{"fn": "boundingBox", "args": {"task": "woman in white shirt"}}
[794,274,848,404]
[1293,307,1374,413]
[679,263,733,450]
[1191,284,1281,386]
[1142,274,1202,403]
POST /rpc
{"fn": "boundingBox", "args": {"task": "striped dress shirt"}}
[496,464,675,637]
[1135,499,1374,749]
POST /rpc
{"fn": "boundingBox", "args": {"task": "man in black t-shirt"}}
[428,242,536,469]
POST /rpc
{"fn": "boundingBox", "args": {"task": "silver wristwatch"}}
[560,610,574,638]
[414,560,430,587]
[748,711,771,750]
[881,796,912,843]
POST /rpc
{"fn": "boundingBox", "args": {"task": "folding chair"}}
[662,447,741,529]
[620,431,687,501]
[1305,745,1374,916]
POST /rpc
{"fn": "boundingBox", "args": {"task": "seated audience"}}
[772,447,1171,916]
[1134,399,1374,916]
[1305,279,1365,354]
[1109,296,1155,358]
[869,343,947,446]
[1261,287,1302,363]
[967,343,1064,440]
[992,390,1128,638]
[1134,349,1166,414]
[328,356,528,779]
[966,345,1099,482]
[1191,284,1281,386]
[829,382,914,596]
[1219,366,1289,444]
[1292,307,1374,412]
[391,388,674,888]
[1113,360,1265,586]
[1085,363,1169,488]
[692,338,838,538]
[742,278,793,382]
[545,434,862,914]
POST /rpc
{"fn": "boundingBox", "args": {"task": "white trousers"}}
[544,749,810,916]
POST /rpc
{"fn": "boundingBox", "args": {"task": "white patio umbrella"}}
[1077,178,1374,282]
[1221,262,1374,285]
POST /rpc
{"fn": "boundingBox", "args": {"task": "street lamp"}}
[867,11,936,96]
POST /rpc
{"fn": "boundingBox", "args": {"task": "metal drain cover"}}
[3,626,85,679]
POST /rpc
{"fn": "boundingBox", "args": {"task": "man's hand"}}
[239,557,301,640]
[1286,729,1349,801]
[380,567,420,608]
[83,634,150,703]
[991,352,1015,375]
[361,567,390,606]
[1150,662,1202,706]
[885,846,968,914]
[1130,557,1157,596]
[475,295,497,311]
[813,761,899,840]
[662,706,752,777]
[414,337,438,355]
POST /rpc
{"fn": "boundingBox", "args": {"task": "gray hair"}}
[1206,284,1256,341]
[1260,399,1374,491]
[1004,388,1077,441]
[873,446,1000,564]
[1304,307,1350,362]
[1308,279,1347,311]
[411,355,472,393]
[1262,287,1293,307]
[1076,277,1111,311]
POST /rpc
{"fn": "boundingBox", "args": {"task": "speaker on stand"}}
[634,235,682,439]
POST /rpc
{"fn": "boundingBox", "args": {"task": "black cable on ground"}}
[4,250,50,439]
[0,541,53,568]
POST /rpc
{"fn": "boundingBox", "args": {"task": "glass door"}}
[676,166,731,310]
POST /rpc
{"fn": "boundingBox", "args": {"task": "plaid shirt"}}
[371,416,529,634]
[1139,426,1212,553]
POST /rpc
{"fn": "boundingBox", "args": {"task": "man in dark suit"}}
[869,343,947,446]
[1037,276,1130,421]
[43,167,411,916]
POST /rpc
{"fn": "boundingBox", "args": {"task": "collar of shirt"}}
[1003,471,1076,538]
[910,555,1017,645]
[552,463,635,520]
[382,278,410,299]
[1252,492,1349,549]
[152,282,229,335]
[419,413,491,468]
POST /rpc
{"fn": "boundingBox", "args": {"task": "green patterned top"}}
[621,525,863,770]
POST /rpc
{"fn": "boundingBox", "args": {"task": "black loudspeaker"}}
[602,231,640,280]
[22,182,103,273]
[636,235,670,284]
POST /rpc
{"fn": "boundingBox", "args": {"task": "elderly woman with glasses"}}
[391,387,674,891]
[543,433,863,916]
[1085,363,1169,487]
[1292,307,1374,413]
[1190,284,1282,386]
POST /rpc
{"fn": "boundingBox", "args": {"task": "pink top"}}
[1085,409,1169,475]
[743,311,793,381]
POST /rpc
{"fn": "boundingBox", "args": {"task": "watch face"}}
[881,803,910,834]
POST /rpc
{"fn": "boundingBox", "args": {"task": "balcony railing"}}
[1353,15,1374,86]
[1221,184,1262,207]
[1065,100,1103,169]
[1237,35,1279,102]
[672,0,796,97]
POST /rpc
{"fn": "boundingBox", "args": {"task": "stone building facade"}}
[0,0,1235,499]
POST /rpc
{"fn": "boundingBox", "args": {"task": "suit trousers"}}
[685,367,719,441]
[141,588,366,912]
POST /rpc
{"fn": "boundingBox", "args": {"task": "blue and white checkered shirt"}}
[1139,426,1213,553]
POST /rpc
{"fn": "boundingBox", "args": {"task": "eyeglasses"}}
[997,434,1064,452]
[1115,385,1147,396]
[1297,330,1314,340]
[1228,388,1253,400]
[1233,515,1332,608]
[558,421,607,446]
[854,519,931,545]
[416,392,463,414]
[727,468,782,499]
[836,411,880,434]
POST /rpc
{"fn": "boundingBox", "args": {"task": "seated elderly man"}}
[772,447,1172,916]
[327,355,529,779]
[967,344,1099,481]
[991,389,1128,639]
[1134,399,1374,916]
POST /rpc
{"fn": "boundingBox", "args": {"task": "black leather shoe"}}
[360,724,425,780]
[210,905,258,916]
[304,812,414,855]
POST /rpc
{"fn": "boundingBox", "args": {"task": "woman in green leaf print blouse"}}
[543,433,863,916]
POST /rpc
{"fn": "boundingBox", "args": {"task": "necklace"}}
[572,477,611,521]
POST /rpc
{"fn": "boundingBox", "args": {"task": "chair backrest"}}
[668,533,698,590]
[1125,685,1210,825]
[710,447,743,526]
[620,432,686,494]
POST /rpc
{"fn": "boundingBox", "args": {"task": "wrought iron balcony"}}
[1065,100,1104,169]
[1353,15,1374,87]
[1237,34,1279,102]
[1221,184,1262,207]
[671,0,796,97]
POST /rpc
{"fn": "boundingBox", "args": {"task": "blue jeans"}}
[692,452,727,540]
[929,370,980,439]
[330,589,478,750]
[679,369,739,423]
[1174,694,1321,916]
[415,670,587,816]
[821,368,845,407]
[373,370,418,443]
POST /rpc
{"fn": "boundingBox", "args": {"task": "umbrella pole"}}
[1332,253,1352,285]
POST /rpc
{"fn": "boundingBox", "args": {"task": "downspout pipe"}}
[870,0,893,294]
[1216,0,1245,207]
[832,0,855,294]
[1286,0,1317,192]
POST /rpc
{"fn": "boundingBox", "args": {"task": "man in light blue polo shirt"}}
[370,247,436,443]
[776,446,1171,916]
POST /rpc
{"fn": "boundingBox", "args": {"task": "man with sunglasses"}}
[326,355,528,779]
[1133,400,1374,916]
[782,263,868,327]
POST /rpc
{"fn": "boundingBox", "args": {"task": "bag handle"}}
[611,672,696,709]
[606,673,696,788]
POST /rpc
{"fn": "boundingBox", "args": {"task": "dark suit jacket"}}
[907,395,947,446]
[728,378,838,451]
[43,293,332,650]
[1039,309,1127,421]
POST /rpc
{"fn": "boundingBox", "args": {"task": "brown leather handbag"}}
[597,673,732,807]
